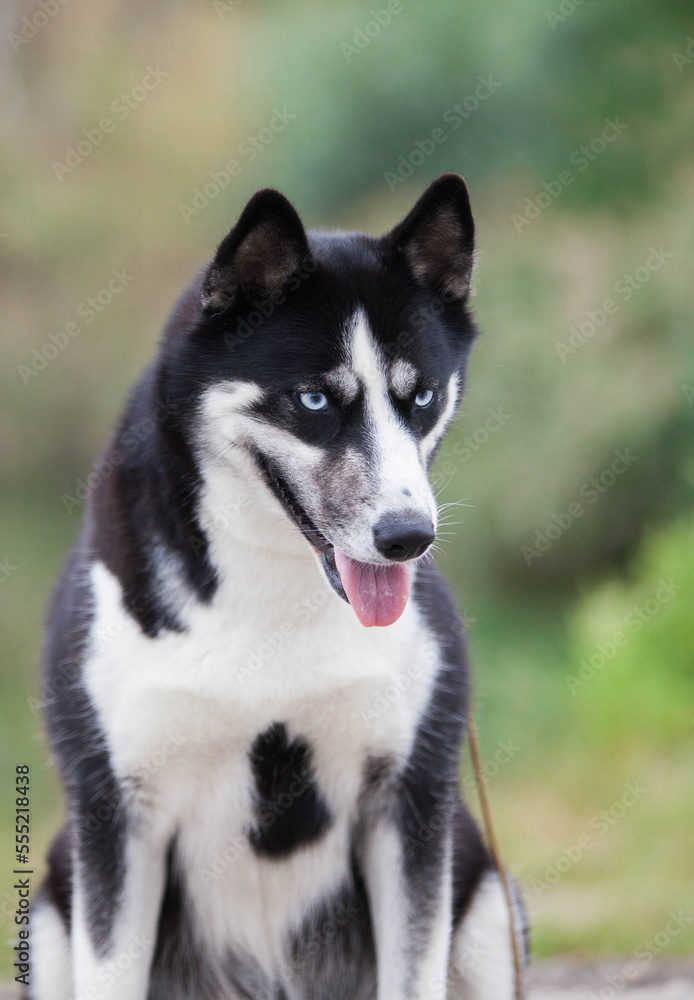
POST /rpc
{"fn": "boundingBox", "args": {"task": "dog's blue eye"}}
[300,391,328,412]
[414,389,434,408]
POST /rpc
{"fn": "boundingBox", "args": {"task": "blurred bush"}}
[567,517,694,749]
[436,199,694,595]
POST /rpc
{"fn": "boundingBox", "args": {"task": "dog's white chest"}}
[83,558,440,968]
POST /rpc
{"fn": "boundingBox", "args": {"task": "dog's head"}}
[171,174,477,627]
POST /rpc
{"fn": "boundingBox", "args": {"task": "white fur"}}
[411,833,454,1000]
[323,363,360,402]
[448,871,519,1000]
[421,373,459,462]
[362,823,411,1000]
[83,508,441,988]
[390,359,418,398]
[30,902,72,1000]
[348,310,437,542]
[199,382,327,565]
[70,807,167,1000]
[364,825,454,1000]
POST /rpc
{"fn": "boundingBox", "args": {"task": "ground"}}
[3,961,694,1000]
[529,958,694,999]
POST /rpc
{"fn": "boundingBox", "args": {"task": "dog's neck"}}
[195,446,332,614]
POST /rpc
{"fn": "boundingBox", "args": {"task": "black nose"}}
[373,516,435,562]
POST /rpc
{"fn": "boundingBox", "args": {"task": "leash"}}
[467,711,526,1000]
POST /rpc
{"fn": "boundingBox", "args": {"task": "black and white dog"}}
[32,174,524,1000]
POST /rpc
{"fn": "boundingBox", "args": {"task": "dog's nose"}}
[373,516,435,562]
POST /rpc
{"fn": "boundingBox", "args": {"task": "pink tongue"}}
[334,550,411,628]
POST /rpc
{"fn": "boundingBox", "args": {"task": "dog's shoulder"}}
[413,560,469,669]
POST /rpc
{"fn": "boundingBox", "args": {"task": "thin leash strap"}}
[467,711,526,1000]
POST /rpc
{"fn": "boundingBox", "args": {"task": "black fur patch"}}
[40,825,73,931]
[42,552,127,954]
[149,841,279,1000]
[247,723,332,858]
[451,802,491,926]
[90,358,217,638]
[391,562,476,983]
[398,564,469,870]
[286,866,376,1000]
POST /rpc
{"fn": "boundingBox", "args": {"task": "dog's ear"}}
[202,189,311,314]
[386,174,475,301]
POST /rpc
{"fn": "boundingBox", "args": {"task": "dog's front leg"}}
[70,807,168,1000]
[362,813,454,1000]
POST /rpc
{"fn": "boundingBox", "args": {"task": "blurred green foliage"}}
[1,0,693,976]
[568,517,694,748]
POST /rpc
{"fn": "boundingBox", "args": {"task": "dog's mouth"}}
[254,453,411,628]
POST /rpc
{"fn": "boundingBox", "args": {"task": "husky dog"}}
[31,174,524,1000]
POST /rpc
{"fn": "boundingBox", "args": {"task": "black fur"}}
[248,723,333,858]
[286,865,376,1000]
[148,842,279,1000]
[90,359,218,637]
[36,825,73,931]
[397,565,470,952]
[42,549,128,955]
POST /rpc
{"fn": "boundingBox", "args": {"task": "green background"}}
[1,0,693,975]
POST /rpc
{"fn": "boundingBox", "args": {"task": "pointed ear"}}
[201,189,311,314]
[386,174,475,301]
